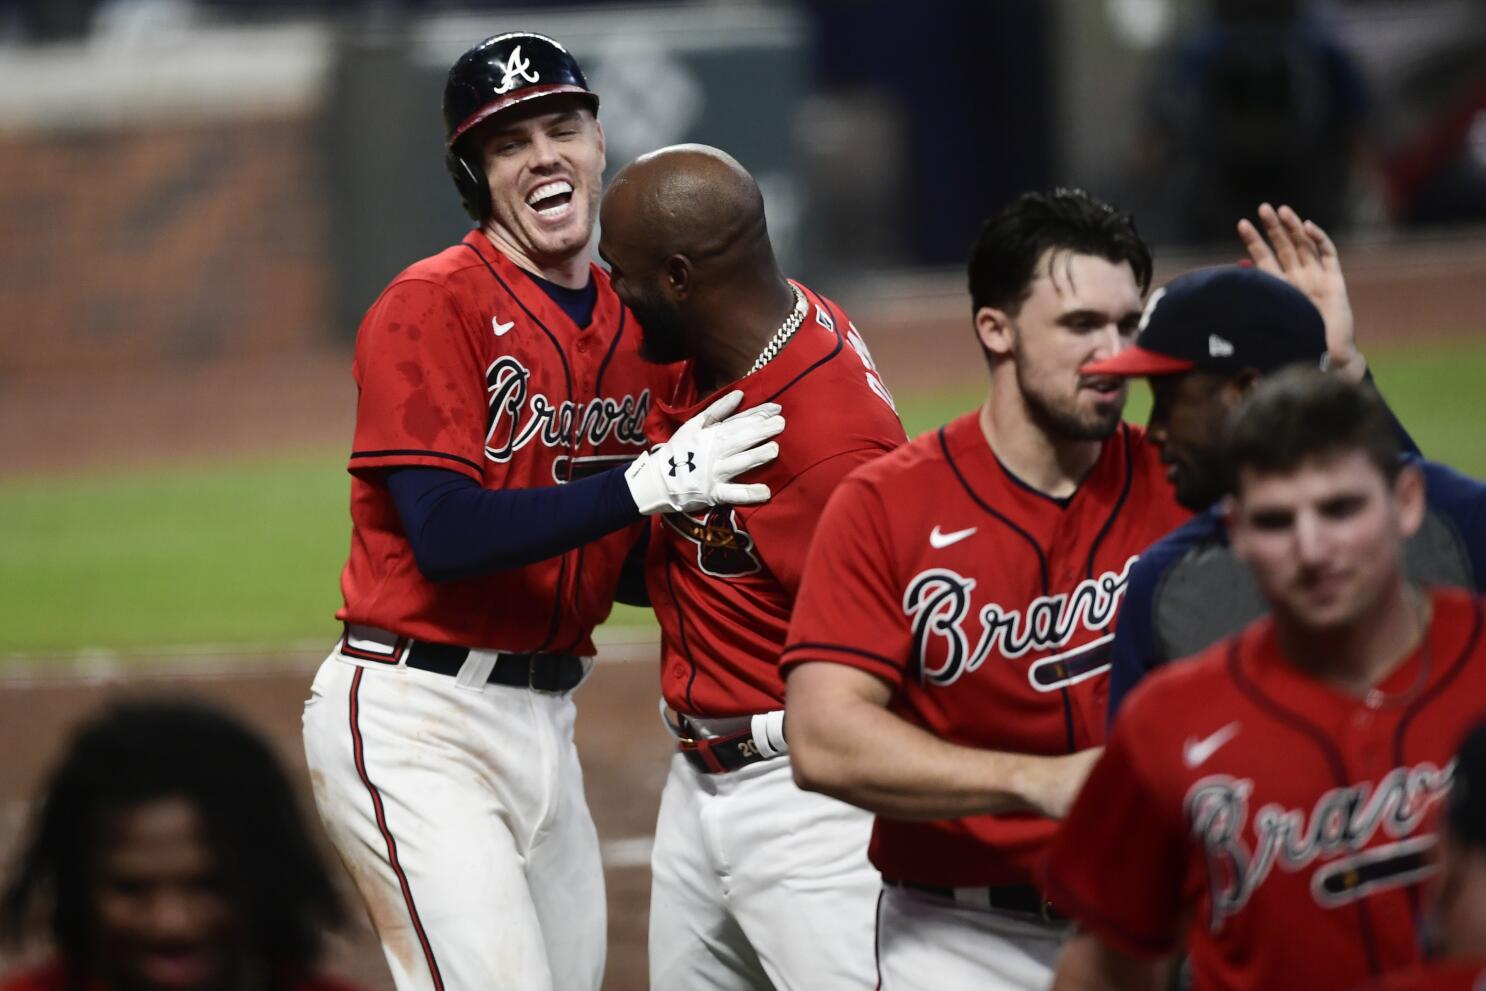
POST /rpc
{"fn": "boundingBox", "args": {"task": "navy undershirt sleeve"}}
[387,466,642,582]
[613,526,652,607]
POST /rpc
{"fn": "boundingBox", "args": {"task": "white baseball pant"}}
[874,883,1069,990]
[648,749,882,990]
[301,642,604,991]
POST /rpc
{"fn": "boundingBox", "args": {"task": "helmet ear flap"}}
[445,149,490,222]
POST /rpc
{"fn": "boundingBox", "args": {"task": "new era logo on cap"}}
[1080,266,1327,380]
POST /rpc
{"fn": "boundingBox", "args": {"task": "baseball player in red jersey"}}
[1352,720,1486,991]
[597,145,905,989]
[782,189,1189,989]
[300,37,783,991]
[1048,369,1486,991]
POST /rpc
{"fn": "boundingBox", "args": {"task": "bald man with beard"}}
[599,145,905,989]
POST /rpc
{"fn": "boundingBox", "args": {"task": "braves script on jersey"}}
[647,282,905,717]
[1047,589,1486,991]
[782,413,1188,886]
[339,230,668,652]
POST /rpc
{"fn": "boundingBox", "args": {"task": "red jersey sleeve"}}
[348,278,488,481]
[781,471,910,688]
[1044,712,1186,958]
[746,447,893,596]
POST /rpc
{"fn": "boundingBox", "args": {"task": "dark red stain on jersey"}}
[400,391,449,448]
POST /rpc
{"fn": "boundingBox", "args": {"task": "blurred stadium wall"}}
[2,0,1485,382]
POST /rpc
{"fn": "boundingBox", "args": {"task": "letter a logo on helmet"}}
[443,32,599,149]
[493,45,541,95]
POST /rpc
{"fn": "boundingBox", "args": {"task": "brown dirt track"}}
[2,235,1485,988]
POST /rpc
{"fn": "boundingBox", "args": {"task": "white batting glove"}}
[625,390,784,515]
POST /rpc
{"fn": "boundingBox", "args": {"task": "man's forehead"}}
[1030,248,1139,306]
[483,101,588,137]
[1238,450,1385,502]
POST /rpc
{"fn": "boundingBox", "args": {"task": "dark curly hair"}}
[0,698,344,982]
[967,187,1153,317]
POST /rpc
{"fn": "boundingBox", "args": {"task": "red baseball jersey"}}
[1356,962,1486,991]
[1046,588,1486,991]
[646,282,905,717]
[781,411,1188,886]
[338,231,672,653]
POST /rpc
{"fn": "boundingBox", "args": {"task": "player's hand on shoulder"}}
[625,389,785,515]
[1237,202,1366,381]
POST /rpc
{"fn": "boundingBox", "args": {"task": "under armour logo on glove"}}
[624,390,784,515]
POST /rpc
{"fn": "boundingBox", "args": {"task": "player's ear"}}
[1224,368,1263,405]
[1393,462,1426,538]
[663,254,692,299]
[974,306,1014,359]
[592,116,607,174]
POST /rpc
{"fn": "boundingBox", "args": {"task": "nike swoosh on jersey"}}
[493,317,516,337]
[1183,721,1241,769]
[929,525,977,549]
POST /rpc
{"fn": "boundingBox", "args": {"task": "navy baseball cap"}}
[1082,266,1326,378]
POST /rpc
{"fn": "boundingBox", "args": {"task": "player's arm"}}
[1238,204,1421,454]
[370,362,781,581]
[388,466,639,581]
[1052,932,1169,991]
[786,661,1101,819]
[1238,203,1364,381]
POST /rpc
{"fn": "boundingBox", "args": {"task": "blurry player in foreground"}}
[1048,369,1486,991]
[1359,720,1486,991]
[0,700,359,991]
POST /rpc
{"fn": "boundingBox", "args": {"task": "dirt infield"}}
[0,650,671,990]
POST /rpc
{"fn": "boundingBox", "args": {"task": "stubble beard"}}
[1014,357,1124,443]
[1169,449,1229,511]
[629,290,689,365]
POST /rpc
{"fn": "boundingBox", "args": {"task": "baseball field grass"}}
[2,338,1483,657]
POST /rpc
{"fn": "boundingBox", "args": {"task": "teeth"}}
[527,180,573,206]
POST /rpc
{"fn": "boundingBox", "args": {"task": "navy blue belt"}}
[886,879,1067,923]
[404,641,587,693]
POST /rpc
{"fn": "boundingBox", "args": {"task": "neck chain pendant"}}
[748,284,807,376]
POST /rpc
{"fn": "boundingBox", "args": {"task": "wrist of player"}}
[1001,749,1101,820]
[1327,348,1367,383]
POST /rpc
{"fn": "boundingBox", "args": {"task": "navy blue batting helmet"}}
[443,32,600,221]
